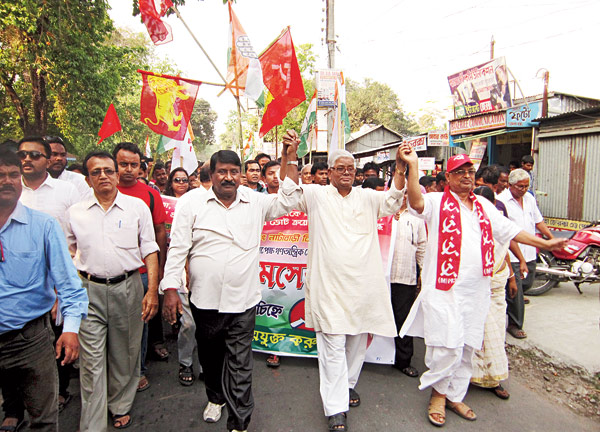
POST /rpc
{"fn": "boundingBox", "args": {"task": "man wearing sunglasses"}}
[45,136,90,198]
[65,150,159,431]
[0,148,88,432]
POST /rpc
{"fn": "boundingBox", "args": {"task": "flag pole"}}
[172,5,245,113]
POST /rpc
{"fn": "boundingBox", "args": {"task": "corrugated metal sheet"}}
[537,137,570,219]
[583,134,600,221]
[538,133,600,222]
[558,93,600,114]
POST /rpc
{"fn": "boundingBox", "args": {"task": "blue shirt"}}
[0,202,88,334]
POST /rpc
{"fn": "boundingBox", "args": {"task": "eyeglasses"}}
[450,169,476,177]
[512,183,529,190]
[333,166,356,174]
[89,168,116,177]
[173,178,189,184]
[44,136,64,145]
[16,150,48,161]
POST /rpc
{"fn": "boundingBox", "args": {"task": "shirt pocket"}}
[4,250,40,286]
[349,208,372,235]
[229,222,259,251]
[110,222,139,249]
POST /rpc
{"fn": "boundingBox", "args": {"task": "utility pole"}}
[490,35,495,60]
[541,70,550,118]
[326,0,335,151]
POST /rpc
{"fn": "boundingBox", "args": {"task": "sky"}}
[108,0,600,137]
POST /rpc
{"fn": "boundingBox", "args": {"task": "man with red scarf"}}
[397,146,566,427]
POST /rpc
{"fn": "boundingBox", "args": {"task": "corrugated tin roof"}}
[537,106,600,122]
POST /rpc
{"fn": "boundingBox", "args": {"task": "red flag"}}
[139,0,173,45]
[139,70,202,141]
[97,104,122,145]
[258,28,306,137]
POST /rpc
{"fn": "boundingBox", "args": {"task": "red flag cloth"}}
[139,0,173,45]
[258,28,306,137]
[97,103,122,144]
[139,70,201,141]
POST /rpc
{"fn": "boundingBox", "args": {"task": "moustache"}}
[22,163,33,169]
[220,181,236,187]
[0,186,15,192]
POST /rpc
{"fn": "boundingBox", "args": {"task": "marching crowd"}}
[0,132,565,432]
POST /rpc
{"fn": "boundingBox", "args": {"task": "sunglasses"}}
[17,150,48,161]
[89,168,116,177]
[173,178,189,184]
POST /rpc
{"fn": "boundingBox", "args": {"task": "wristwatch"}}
[287,160,298,166]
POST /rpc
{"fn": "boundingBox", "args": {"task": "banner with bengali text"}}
[253,210,396,364]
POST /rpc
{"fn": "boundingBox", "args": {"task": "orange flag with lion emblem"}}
[139,70,202,141]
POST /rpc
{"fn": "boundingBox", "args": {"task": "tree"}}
[346,78,419,136]
[190,98,218,159]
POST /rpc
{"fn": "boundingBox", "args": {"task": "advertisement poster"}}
[448,57,511,119]
[427,130,449,147]
[316,69,342,107]
[468,139,488,170]
[506,102,541,127]
[254,211,396,364]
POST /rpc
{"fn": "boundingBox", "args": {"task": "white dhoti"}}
[316,332,369,416]
[420,345,475,402]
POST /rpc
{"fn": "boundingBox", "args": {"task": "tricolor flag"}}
[298,89,317,158]
[226,1,264,102]
[144,135,152,158]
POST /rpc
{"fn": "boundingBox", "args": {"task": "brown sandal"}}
[446,400,477,421]
[428,394,446,427]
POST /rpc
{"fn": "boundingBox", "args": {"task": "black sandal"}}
[178,364,195,386]
[112,413,132,429]
[327,412,347,431]
[349,388,360,407]
[0,417,26,432]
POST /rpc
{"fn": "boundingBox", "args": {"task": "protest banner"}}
[254,210,396,364]
[403,135,427,152]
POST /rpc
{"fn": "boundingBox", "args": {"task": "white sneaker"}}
[203,401,225,423]
[232,430,247,432]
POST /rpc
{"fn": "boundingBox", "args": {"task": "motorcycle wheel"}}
[527,251,559,296]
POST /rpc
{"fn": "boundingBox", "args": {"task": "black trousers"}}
[191,303,255,432]
[0,314,58,431]
[390,283,418,368]
[506,260,536,329]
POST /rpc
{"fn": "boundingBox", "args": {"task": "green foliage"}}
[346,78,419,136]
[191,98,218,160]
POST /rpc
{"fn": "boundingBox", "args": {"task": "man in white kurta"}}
[284,135,407,430]
[398,149,566,426]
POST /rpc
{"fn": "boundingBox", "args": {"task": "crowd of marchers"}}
[0,132,565,432]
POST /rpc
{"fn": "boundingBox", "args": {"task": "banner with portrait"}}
[448,57,511,119]
[253,210,397,364]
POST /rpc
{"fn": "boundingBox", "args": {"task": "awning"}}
[451,128,524,144]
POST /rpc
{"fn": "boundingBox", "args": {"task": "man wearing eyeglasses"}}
[497,168,554,340]
[281,130,407,432]
[398,151,565,426]
[17,137,81,234]
[0,148,88,432]
[45,136,91,198]
[65,150,159,431]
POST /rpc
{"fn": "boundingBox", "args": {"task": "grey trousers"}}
[507,260,536,329]
[0,314,58,431]
[78,272,143,432]
[177,291,197,368]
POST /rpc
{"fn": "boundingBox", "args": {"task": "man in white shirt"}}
[66,150,159,432]
[18,137,81,233]
[497,168,554,339]
[390,196,426,378]
[399,149,565,426]
[161,144,301,432]
[283,130,407,432]
[45,135,90,198]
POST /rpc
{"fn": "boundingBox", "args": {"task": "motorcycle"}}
[531,221,600,296]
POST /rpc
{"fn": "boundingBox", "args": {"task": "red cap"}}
[447,154,473,172]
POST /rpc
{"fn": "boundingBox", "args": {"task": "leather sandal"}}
[327,412,347,431]
[349,388,360,407]
[489,385,510,400]
[428,394,446,427]
[446,400,477,421]
[0,417,26,432]
[178,364,195,386]
[112,413,132,429]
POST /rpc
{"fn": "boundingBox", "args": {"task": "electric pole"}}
[326,0,335,151]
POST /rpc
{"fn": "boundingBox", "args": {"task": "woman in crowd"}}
[164,167,190,198]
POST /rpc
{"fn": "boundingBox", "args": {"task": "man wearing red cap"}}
[397,146,566,426]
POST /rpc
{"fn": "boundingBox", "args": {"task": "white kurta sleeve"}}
[160,199,193,293]
[377,182,405,218]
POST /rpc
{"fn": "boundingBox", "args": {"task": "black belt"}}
[80,270,137,285]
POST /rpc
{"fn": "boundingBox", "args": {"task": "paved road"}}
[51,337,596,432]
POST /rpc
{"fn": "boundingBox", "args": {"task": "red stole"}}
[436,187,494,291]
